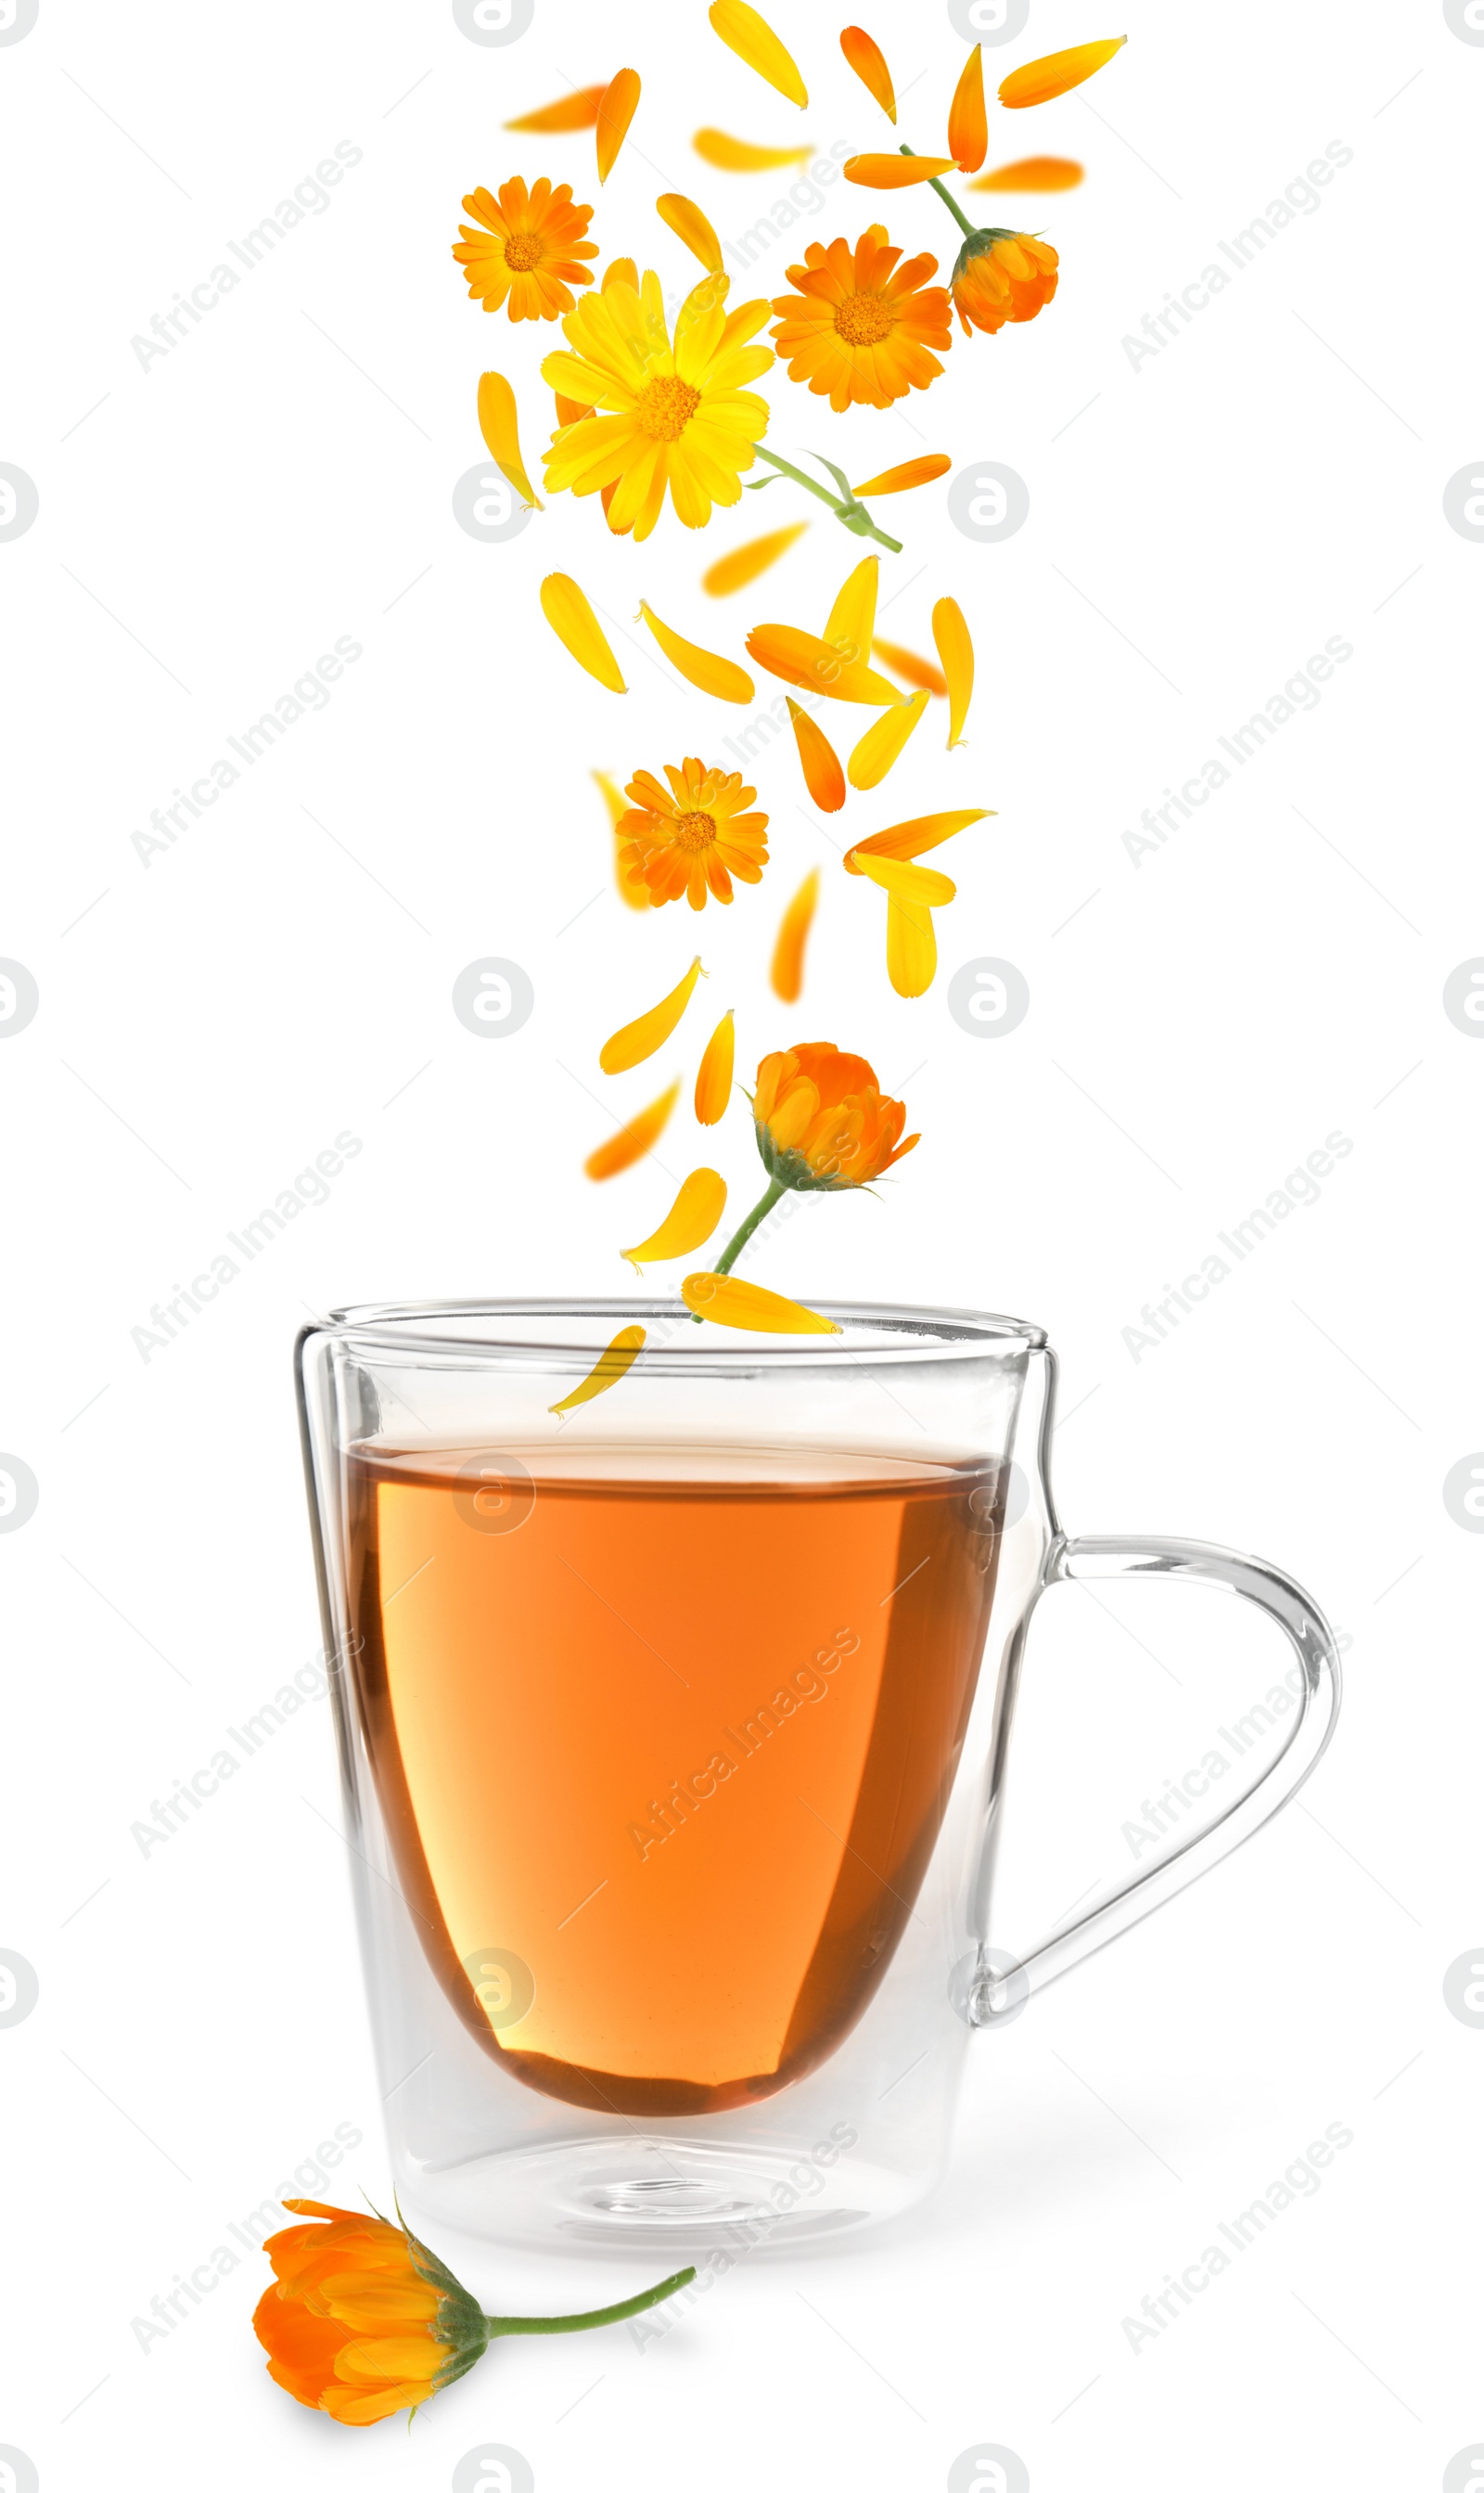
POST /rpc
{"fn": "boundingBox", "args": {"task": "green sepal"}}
[403,2225,490,2396]
[952,226,1021,283]
[752,1117,850,1192]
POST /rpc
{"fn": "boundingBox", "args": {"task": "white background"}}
[3,0,1481,2485]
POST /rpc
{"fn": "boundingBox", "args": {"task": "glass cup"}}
[296,1300,1341,2255]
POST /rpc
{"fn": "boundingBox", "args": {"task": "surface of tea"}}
[347,1441,1004,2115]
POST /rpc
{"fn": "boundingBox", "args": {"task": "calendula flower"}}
[770,227,952,411]
[851,455,952,496]
[254,2200,693,2428]
[621,1169,727,1266]
[753,1042,918,1187]
[999,35,1126,109]
[619,758,769,908]
[551,1325,647,1412]
[951,229,1058,336]
[709,0,808,106]
[702,520,809,595]
[453,178,597,321]
[839,26,896,122]
[505,86,607,133]
[770,869,818,1000]
[694,128,812,170]
[694,1009,736,1122]
[638,600,754,700]
[600,955,705,1073]
[595,67,641,182]
[542,270,773,539]
[970,156,1084,192]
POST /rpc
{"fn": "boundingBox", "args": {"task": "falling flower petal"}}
[549,1324,646,1411]
[824,555,878,667]
[541,573,626,692]
[771,869,819,1001]
[600,957,705,1073]
[702,522,809,596]
[709,0,808,106]
[506,85,607,133]
[656,192,724,271]
[852,852,956,906]
[933,597,974,747]
[594,769,649,909]
[969,155,1084,191]
[638,601,754,702]
[585,1083,679,1178]
[844,807,991,870]
[694,127,812,170]
[785,697,846,811]
[694,1010,736,1123]
[848,690,928,790]
[839,26,896,121]
[621,1171,727,1268]
[948,45,988,173]
[682,1272,839,1331]
[476,370,543,510]
[747,623,901,705]
[844,153,956,186]
[885,894,937,996]
[851,456,952,496]
[873,636,948,696]
[596,67,641,181]
[999,36,1126,109]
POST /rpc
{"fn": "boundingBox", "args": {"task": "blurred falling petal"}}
[476,370,543,509]
[999,36,1126,109]
[948,45,988,173]
[682,1272,839,1331]
[851,455,952,496]
[584,1083,680,1178]
[694,1010,736,1123]
[549,1325,646,1413]
[933,597,974,747]
[785,697,847,811]
[844,808,991,870]
[839,27,896,121]
[638,600,754,701]
[847,690,928,790]
[702,521,810,595]
[594,769,649,909]
[969,154,1084,191]
[596,67,642,181]
[506,85,607,132]
[872,636,948,696]
[600,957,705,1073]
[770,869,819,1001]
[694,127,812,170]
[709,0,809,106]
[885,893,937,996]
[541,573,627,692]
[621,1170,728,1267]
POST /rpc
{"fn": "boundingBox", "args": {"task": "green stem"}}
[711,1175,787,1279]
[484,2266,696,2339]
[900,142,979,241]
[751,444,903,556]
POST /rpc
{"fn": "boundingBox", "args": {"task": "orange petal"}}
[505,85,607,133]
[638,600,753,701]
[948,45,988,173]
[839,27,895,122]
[682,1272,839,1331]
[596,66,641,182]
[885,893,937,996]
[694,1010,736,1124]
[872,636,948,696]
[550,1327,646,1413]
[933,597,974,747]
[785,697,846,811]
[851,456,952,497]
[969,155,1084,192]
[541,573,626,693]
[746,623,901,706]
[844,153,956,187]
[852,852,956,906]
[702,521,809,596]
[847,690,928,790]
[657,192,724,272]
[584,1083,679,1179]
[709,0,808,106]
[594,769,649,909]
[693,127,812,170]
[600,956,705,1073]
[476,370,542,510]
[621,1171,727,1268]
[999,37,1126,109]
[770,868,818,1002]
[845,808,991,869]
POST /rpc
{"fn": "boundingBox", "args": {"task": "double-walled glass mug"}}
[296,1300,1341,2255]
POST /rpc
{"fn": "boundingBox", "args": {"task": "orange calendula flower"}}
[970,155,1084,191]
[596,68,641,182]
[999,36,1126,109]
[619,758,769,909]
[694,128,812,171]
[948,45,988,173]
[542,269,774,539]
[840,27,896,122]
[709,0,808,107]
[638,600,754,701]
[601,955,705,1073]
[753,1042,918,1188]
[551,1325,647,1411]
[453,178,598,321]
[694,1009,736,1122]
[702,520,809,595]
[851,455,952,496]
[541,573,626,691]
[585,1082,680,1179]
[873,636,948,695]
[683,1272,838,1331]
[658,192,724,272]
[770,226,952,411]
[476,371,542,510]
[770,869,819,1001]
[594,769,649,908]
[951,228,1058,336]
[621,1171,727,1267]
[505,86,607,134]
[785,697,846,810]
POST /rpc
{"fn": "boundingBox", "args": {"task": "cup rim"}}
[312,1296,1047,1366]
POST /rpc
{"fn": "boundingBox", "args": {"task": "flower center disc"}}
[674,812,717,852]
[503,233,543,272]
[834,292,895,346]
[636,376,702,442]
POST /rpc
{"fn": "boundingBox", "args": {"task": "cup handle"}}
[965,1533,1343,2025]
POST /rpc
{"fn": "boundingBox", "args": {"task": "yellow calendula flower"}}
[619,758,769,909]
[453,177,598,321]
[770,226,952,412]
[542,270,774,539]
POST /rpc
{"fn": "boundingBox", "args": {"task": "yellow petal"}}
[969,155,1084,192]
[851,456,951,496]
[603,256,639,290]
[847,690,928,790]
[585,1083,679,1179]
[872,637,947,696]
[694,127,812,171]
[999,36,1126,109]
[694,1009,736,1124]
[708,0,808,107]
[885,894,937,997]
[746,623,902,706]
[505,84,606,133]
[948,45,988,173]
[594,769,649,909]
[600,956,705,1073]
[657,192,723,273]
[476,370,543,511]
[839,26,895,122]
[852,853,956,906]
[824,555,878,667]
[845,808,991,870]
[770,868,818,1002]
[549,1325,646,1414]
[785,697,846,811]
[933,597,974,748]
[702,522,809,596]
[637,600,753,702]
[596,66,641,181]
[621,1169,727,1268]
[682,1272,838,1331]
[541,573,626,693]
[844,153,956,187]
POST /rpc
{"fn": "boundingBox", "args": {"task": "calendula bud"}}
[951,227,1059,337]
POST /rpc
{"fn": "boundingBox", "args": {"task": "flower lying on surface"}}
[618,759,769,908]
[753,1042,918,1189]
[254,2199,693,2426]
[951,228,1058,336]
[770,227,952,410]
[453,178,597,321]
